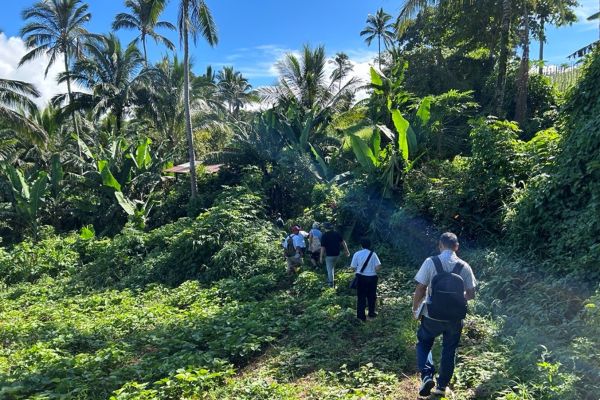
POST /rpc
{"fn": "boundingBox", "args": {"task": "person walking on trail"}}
[308,222,323,268]
[275,213,285,230]
[282,225,306,275]
[319,222,350,287]
[412,232,477,398]
[350,237,381,321]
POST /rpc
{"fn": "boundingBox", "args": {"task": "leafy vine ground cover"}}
[1,182,597,399]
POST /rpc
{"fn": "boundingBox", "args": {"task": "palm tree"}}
[0,79,46,145]
[177,0,218,199]
[494,0,512,116]
[329,52,353,92]
[534,0,577,74]
[19,0,92,138]
[112,0,176,64]
[137,57,186,147]
[514,0,530,124]
[261,45,358,114]
[360,8,395,68]
[270,44,329,110]
[216,66,254,116]
[58,34,147,134]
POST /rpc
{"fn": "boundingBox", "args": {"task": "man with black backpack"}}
[412,232,476,398]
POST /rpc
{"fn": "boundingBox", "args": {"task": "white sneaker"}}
[432,386,453,397]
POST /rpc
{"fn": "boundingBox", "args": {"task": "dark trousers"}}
[356,274,378,320]
[416,317,463,388]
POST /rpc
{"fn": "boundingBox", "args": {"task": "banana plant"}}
[1,165,48,240]
[76,135,159,228]
[346,67,431,195]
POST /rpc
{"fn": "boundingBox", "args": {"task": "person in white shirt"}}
[412,232,476,397]
[282,225,306,274]
[350,237,381,321]
[308,222,322,268]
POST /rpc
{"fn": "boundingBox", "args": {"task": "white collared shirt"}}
[350,249,381,276]
[414,250,476,318]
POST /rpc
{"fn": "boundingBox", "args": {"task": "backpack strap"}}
[431,256,444,275]
[359,251,374,274]
[452,261,465,275]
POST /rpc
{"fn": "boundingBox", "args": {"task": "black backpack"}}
[284,234,298,257]
[428,256,468,321]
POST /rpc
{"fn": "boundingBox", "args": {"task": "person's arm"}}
[412,283,427,319]
[342,240,350,257]
[320,246,325,263]
[375,264,382,273]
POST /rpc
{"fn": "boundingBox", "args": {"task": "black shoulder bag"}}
[349,251,374,289]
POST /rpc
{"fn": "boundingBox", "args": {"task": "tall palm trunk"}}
[142,32,148,64]
[378,35,381,69]
[64,51,81,159]
[515,0,530,124]
[183,12,198,199]
[494,0,512,117]
[116,110,123,135]
[538,17,545,75]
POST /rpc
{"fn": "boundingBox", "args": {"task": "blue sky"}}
[1,0,598,94]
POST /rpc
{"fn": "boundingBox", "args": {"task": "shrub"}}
[0,233,80,284]
[506,49,600,276]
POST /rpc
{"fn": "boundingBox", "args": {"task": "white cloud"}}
[574,0,600,31]
[0,33,75,108]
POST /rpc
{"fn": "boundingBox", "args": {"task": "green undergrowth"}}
[0,182,598,399]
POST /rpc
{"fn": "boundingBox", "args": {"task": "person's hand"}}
[412,309,420,320]
[345,251,350,257]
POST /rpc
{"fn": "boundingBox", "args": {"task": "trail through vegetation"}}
[1,0,599,398]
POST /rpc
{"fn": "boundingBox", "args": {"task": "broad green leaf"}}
[407,125,418,155]
[115,191,136,216]
[29,171,48,217]
[308,143,329,181]
[299,113,314,148]
[72,134,94,159]
[391,109,410,162]
[135,138,152,169]
[50,154,63,196]
[370,66,383,86]
[416,96,432,125]
[371,129,381,159]
[349,134,377,170]
[4,165,28,199]
[370,67,384,94]
[98,160,122,191]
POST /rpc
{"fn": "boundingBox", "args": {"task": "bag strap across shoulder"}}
[359,251,374,274]
[452,261,465,275]
[431,256,444,274]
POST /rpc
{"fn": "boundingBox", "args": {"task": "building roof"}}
[163,163,223,174]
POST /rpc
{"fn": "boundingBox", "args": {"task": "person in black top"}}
[319,222,350,287]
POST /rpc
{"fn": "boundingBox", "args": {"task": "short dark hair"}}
[360,237,371,249]
[440,232,459,248]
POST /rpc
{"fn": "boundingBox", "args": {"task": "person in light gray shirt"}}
[412,232,476,397]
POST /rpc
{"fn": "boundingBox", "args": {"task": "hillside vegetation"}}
[1,0,599,398]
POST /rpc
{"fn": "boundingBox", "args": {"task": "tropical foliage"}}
[0,0,598,399]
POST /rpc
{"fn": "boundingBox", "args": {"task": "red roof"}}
[163,163,223,174]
